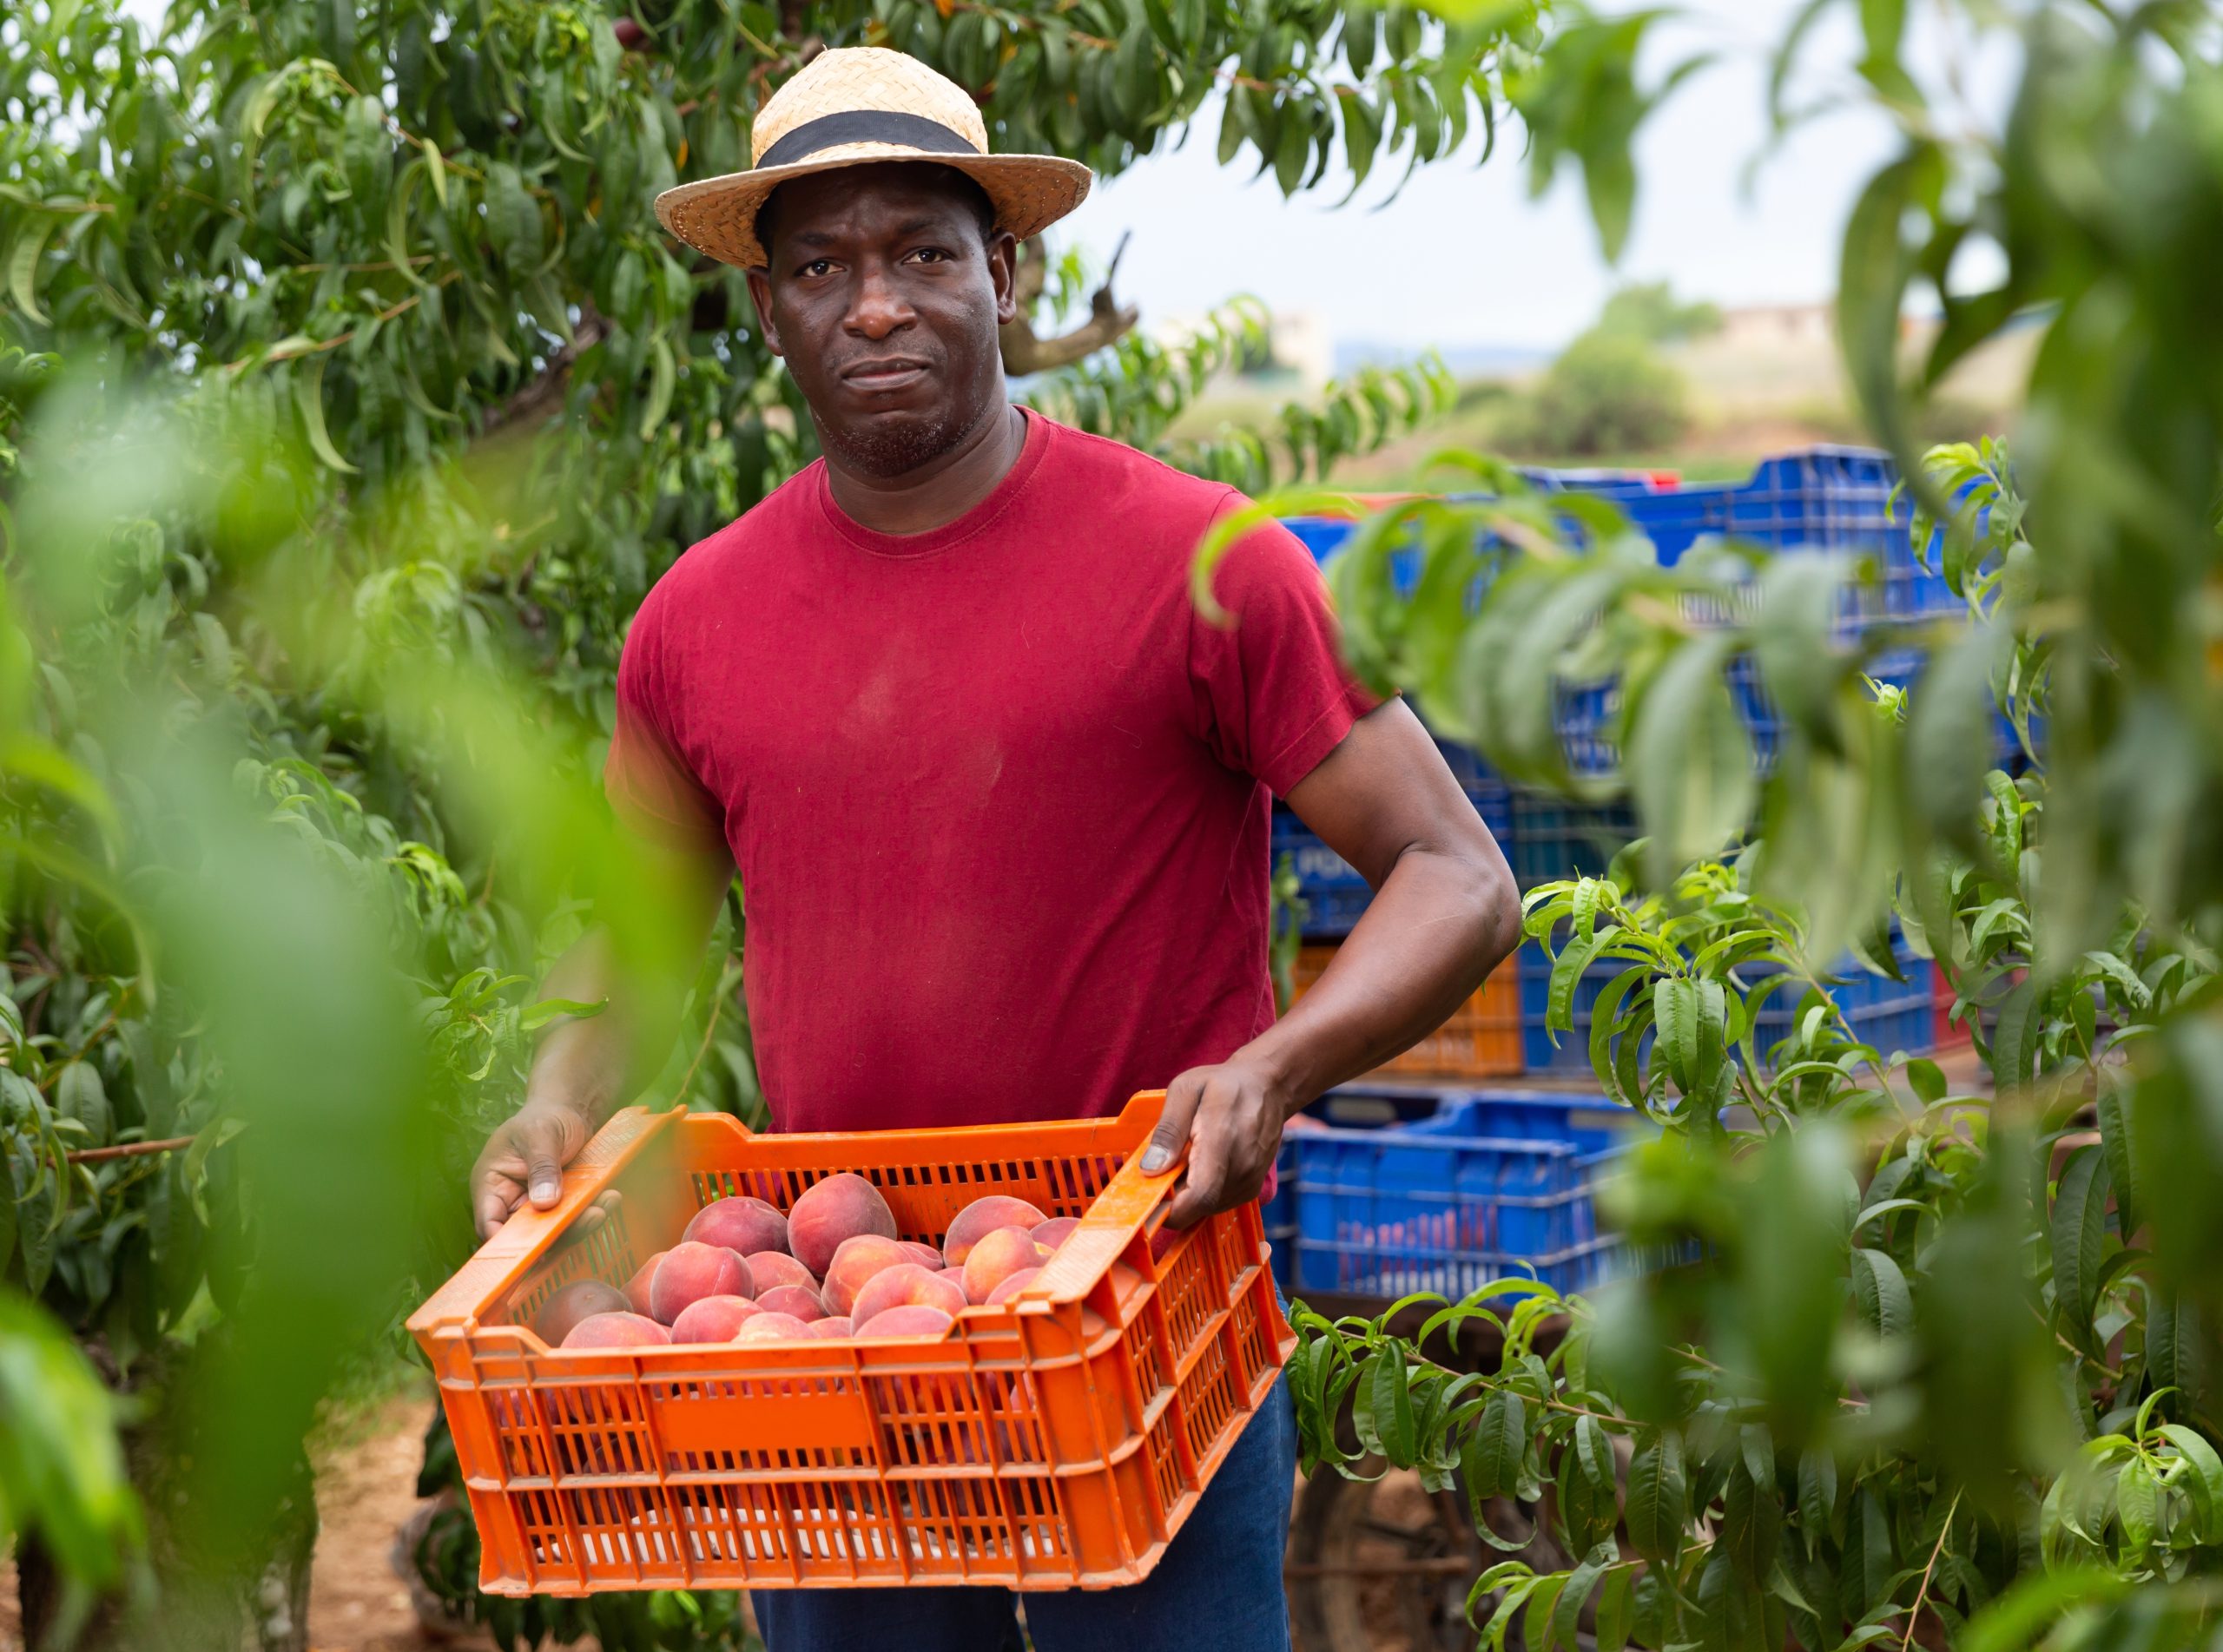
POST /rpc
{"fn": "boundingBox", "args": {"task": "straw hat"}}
[655,47,1093,271]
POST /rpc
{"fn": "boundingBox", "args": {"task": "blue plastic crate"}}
[1275,781,1514,940]
[1517,938,1938,1073]
[1507,789,1638,891]
[1273,1089,1639,1299]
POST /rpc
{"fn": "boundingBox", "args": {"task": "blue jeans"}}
[755,1373,1297,1652]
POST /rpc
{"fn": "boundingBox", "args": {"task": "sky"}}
[1057,0,1943,354]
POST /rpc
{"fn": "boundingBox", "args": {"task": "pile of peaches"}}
[537,1174,1075,1349]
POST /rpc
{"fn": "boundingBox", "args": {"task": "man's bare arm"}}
[470,833,735,1238]
[1143,698,1520,1225]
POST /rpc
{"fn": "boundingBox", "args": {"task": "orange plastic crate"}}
[1292,944,1523,1078]
[406,1091,1290,1596]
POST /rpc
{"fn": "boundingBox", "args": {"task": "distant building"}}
[1157,306,1335,393]
[1715,302,1836,350]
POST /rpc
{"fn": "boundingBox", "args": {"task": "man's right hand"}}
[471,1098,599,1240]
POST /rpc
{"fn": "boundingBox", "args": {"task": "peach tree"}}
[0,0,1535,1643]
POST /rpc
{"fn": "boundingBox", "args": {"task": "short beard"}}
[816,394,993,480]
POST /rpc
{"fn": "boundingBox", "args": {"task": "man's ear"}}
[745,267,784,357]
[986,230,1020,327]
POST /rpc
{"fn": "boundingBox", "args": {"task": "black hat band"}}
[755,109,982,171]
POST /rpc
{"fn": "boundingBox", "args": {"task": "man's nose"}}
[845,262,914,339]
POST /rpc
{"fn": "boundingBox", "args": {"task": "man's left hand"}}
[1138,1056,1298,1228]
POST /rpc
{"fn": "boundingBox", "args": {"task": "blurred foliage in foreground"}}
[0,0,1528,1641]
[1282,3,2223,1651]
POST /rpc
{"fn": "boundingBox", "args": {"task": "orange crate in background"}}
[406,1093,1290,1596]
[1292,944,1524,1079]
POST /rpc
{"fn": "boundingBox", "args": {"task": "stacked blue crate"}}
[1274,779,1512,939]
[1270,1089,1640,1299]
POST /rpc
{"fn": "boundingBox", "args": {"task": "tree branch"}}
[478,304,610,441]
[999,233,1139,376]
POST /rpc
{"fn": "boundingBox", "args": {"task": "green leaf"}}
[1653,976,1727,1103]
[638,336,676,443]
[2156,1425,2223,1541]
[54,1063,110,1148]
[1627,633,1755,873]
[1626,1426,1686,1561]
[1368,1339,1417,1465]
[1720,1459,1782,1582]
[1552,1543,1616,1652]
[1549,923,1624,1037]
[1850,1247,1913,1340]
[1797,1448,1838,1554]
[2048,1143,2109,1333]
[1595,1564,1632,1652]
[1576,1414,1614,1494]
[2114,1456,2157,1552]
[7,218,55,327]
[293,355,360,476]
[1464,1388,1526,1504]
[2094,1079,2139,1241]
[485,161,543,272]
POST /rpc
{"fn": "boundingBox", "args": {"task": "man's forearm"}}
[1240,843,1520,1106]
[523,930,685,1127]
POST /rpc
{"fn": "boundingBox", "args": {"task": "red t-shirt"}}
[605,410,1377,1134]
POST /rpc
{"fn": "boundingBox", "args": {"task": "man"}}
[472,45,1519,1652]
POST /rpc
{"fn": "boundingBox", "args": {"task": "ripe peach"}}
[900,1241,946,1268]
[746,1251,819,1294]
[683,1195,788,1259]
[755,1284,828,1322]
[734,1312,814,1342]
[535,1279,631,1346]
[562,1312,671,1350]
[849,1263,967,1328]
[962,1227,1050,1305]
[985,1267,1044,1306]
[650,1241,753,1325]
[821,1233,913,1317]
[623,1252,667,1318]
[939,1265,968,1288]
[856,1305,955,1339]
[668,1294,761,1344]
[943,1195,1049,1267]
[807,1316,854,1339]
[1031,1217,1079,1252]
[788,1172,897,1275]
[1148,1226,1182,1263]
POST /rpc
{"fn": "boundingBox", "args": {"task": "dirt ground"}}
[305,1395,505,1652]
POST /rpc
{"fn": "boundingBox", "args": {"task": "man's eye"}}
[909,247,949,264]
[801,259,834,277]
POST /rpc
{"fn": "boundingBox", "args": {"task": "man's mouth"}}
[841,357,933,392]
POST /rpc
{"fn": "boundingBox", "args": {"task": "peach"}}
[746,1251,818,1294]
[856,1305,954,1339]
[755,1284,828,1322]
[788,1172,897,1275]
[943,1195,1049,1266]
[562,1312,670,1350]
[1149,1226,1182,1264]
[939,1265,968,1287]
[900,1241,946,1268]
[985,1267,1044,1306]
[734,1312,814,1342]
[683,1195,788,1259]
[821,1233,913,1317]
[849,1263,968,1328]
[1031,1217,1079,1252]
[962,1227,1050,1305]
[535,1279,631,1346]
[623,1251,667,1318]
[668,1294,761,1344]
[650,1241,753,1325]
[807,1316,854,1339]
